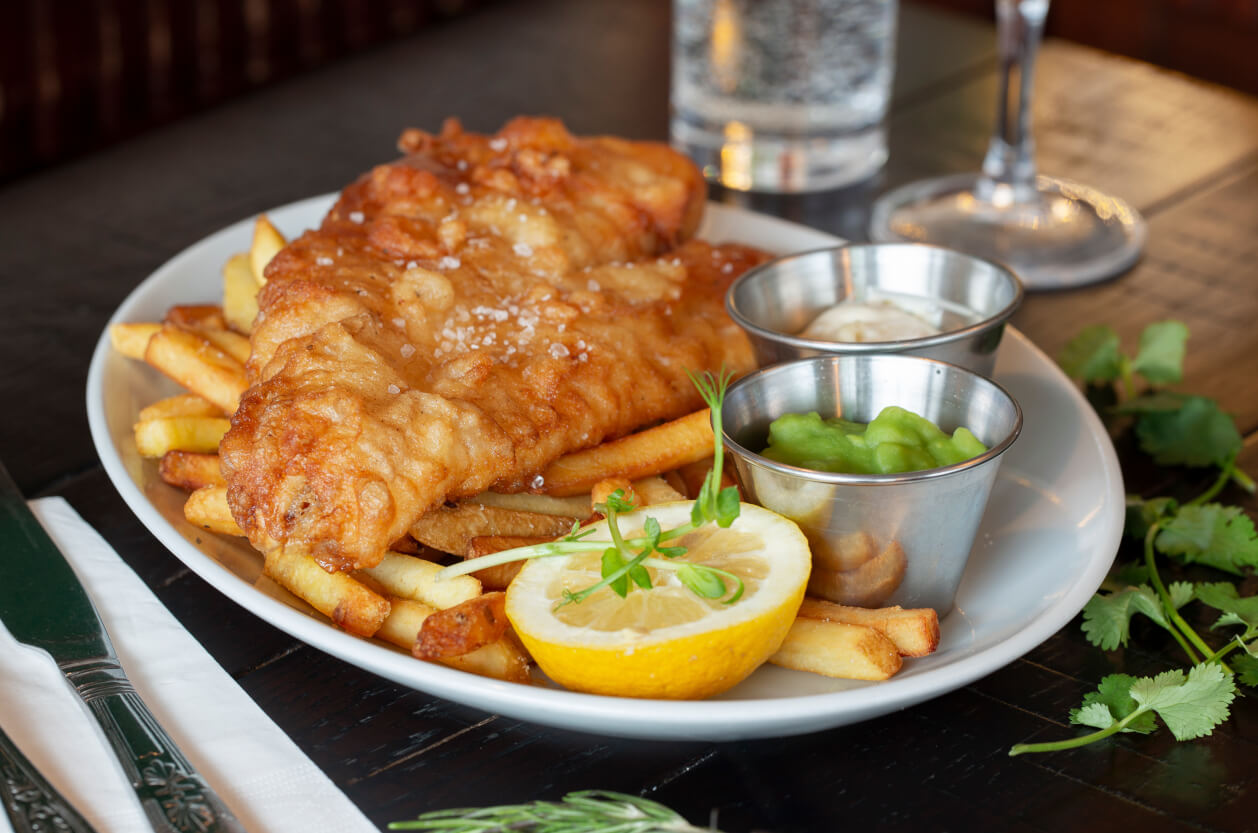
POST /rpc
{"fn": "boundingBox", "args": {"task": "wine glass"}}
[868,0,1146,289]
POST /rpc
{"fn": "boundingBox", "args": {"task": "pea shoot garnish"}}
[437,369,746,608]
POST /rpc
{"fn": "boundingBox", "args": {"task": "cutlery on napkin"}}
[0,498,378,833]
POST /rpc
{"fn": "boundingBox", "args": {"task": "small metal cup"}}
[721,354,1022,614]
[726,243,1023,378]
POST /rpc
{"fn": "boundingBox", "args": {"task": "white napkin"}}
[0,497,379,833]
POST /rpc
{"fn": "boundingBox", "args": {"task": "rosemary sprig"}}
[388,790,724,833]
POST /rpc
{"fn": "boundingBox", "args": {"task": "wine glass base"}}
[869,173,1147,289]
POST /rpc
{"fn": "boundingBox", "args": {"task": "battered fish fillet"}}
[220,118,769,572]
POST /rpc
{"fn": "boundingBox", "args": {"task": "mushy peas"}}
[762,407,987,474]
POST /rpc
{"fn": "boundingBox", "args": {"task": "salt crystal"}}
[548,343,570,359]
[387,384,400,395]
[531,474,545,488]
[392,317,406,328]
[513,242,534,257]
[400,343,416,358]
[489,137,508,152]
[457,159,468,170]
[721,263,734,274]
[438,256,461,270]
[587,279,600,292]
[349,211,364,224]
[316,256,333,266]
[456,183,470,195]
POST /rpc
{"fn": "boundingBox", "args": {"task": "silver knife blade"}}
[0,462,246,833]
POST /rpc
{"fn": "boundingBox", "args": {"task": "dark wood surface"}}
[2,1,1257,831]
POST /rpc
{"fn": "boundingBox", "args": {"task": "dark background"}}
[3,0,1257,184]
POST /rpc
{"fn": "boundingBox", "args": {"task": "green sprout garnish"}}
[436,368,744,608]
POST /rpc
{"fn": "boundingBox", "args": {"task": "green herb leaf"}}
[601,547,630,598]
[1229,652,1258,687]
[1135,395,1242,468]
[1130,320,1188,385]
[1070,674,1158,734]
[715,485,740,528]
[1081,584,1190,649]
[1156,503,1258,575]
[1059,325,1123,383]
[602,489,636,514]
[1194,582,1258,631]
[1125,495,1179,540]
[676,563,727,599]
[1128,664,1236,741]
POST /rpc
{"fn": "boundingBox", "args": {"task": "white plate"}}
[87,197,1124,741]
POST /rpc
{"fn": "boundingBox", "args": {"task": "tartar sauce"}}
[800,299,940,343]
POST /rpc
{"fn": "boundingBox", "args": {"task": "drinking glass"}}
[868,0,1146,288]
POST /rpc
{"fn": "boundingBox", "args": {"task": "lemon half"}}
[505,501,811,699]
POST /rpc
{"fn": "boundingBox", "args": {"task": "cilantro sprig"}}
[437,369,745,608]
[1011,322,1258,756]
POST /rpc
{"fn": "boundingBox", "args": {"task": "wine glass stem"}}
[980,0,1049,198]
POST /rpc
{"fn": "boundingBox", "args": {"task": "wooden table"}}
[3,2,1257,830]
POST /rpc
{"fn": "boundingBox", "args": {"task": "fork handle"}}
[63,658,248,833]
[0,724,100,833]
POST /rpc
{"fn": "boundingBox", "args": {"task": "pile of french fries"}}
[111,214,939,691]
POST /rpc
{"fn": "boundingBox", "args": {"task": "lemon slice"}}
[505,501,811,700]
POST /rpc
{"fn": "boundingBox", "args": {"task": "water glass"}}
[670,0,898,193]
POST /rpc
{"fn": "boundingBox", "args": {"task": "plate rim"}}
[86,196,1124,741]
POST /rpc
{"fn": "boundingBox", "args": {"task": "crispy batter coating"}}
[220,118,767,571]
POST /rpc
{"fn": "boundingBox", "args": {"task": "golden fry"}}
[223,251,261,334]
[134,416,230,457]
[165,304,228,330]
[769,618,902,681]
[410,503,576,556]
[376,596,437,649]
[358,550,482,610]
[469,490,592,519]
[464,536,547,590]
[183,485,244,536]
[109,323,161,360]
[138,393,223,421]
[537,408,715,497]
[413,592,509,660]
[144,324,248,414]
[250,214,286,284]
[796,597,940,658]
[159,451,225,491]
[438,636,532,683]
[264,547,390,638]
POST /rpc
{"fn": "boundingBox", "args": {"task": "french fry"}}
[109,322,161,360]
[807,539,907,608]
[537,408,715,497]
[769,618,902,681]
[410,503,576,556]
[134,416,231,457]
[223,251,261,334]
[358,550,482,610]
[144,324,248,414]
[796,598,940,658]
[376,596,437,649]
[470,490,592,519]
[438,635,532,683]
[464,535,548,590]
[137,393,223,421]
[196,327,251,365]
[165,304,228,330]
[159,451,225,490]
[183,485,244,536]
[632,475,686,505]
[375,596,532,682]
[413,592,508,659]
[264,547,389,637]
[250,214,286,284]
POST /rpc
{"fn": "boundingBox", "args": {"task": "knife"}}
[1,722,100,833]
[0,463,246,833]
